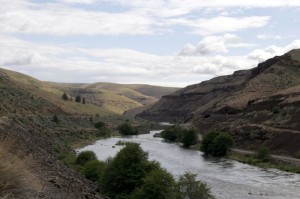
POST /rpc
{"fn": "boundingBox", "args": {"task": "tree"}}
[180,129,198,148]
[82,97,86,104]
[201,131,233,157]
[76,151,97,166]
[131,168,177,199]
[82,160,106,182]
[62,92,68,101]
[201,131,220,155]
[161,125,183,142]
[75,95,81,103]
[176,172,215,199]
[118,120,137,135]
[99,143,153,198]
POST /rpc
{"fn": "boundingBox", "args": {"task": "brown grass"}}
[0,137,40,198]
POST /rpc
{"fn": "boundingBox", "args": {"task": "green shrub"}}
[131,168,177,199]
[62,92,68,101]
[82,160,106,182]
[99,143,150,198]
[117,121,137,135]
[176,172,215,199]
[161,125,183,142]
[201,131,233,157]
[76,151,97,166]
[94,121,106,129]
[256,147,271,162]
[180,129,198,148]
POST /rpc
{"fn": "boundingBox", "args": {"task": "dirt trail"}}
[232,148,300,167]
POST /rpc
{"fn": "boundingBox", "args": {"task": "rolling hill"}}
[0,68,179,115]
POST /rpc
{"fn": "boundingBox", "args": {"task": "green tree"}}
[161,125,183,142]
[82,97,86,104]
[180,129,198,148]
[118,121,137,135]
[76,151,97,166]
[201,131,233,157]
[75,95,81,103]
[176,172,215,199]
[131,168,177,199]
[82,160,106,182]
[99,143,153,198]
[62,92,68,101]
[201,131,220,155]
[211,133,233,157]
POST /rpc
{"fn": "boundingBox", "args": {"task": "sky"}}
[1,0,300,87]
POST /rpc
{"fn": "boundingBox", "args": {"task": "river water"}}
[78,130,300,199]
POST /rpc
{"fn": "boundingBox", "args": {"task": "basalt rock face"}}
[138,49,300,156]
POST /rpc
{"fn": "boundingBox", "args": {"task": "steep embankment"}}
[0,70,103,198]
[138,49,300,157]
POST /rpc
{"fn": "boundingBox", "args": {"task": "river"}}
[78,130,300,199]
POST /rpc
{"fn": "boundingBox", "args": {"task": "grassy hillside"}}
[1,68,178,115]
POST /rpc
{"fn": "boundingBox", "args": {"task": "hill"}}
[0,68,178,115]
[138,49,300,157]
[0,68,177,198]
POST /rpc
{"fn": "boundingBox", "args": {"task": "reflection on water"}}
[78,130,300,199]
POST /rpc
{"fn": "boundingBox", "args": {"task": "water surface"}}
[79,130,300,199]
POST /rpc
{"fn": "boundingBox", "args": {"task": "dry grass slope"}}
[0,138,40,199]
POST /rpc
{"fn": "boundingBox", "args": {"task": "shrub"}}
[82,97,86,104]
[180,129,198,148]
[52,114,59,124]
[82,160,106,182]
[201,131,233,157]
[94,121,106,129]
[76,151,97,166]
[75,95,81,103]
[176,172,215,199]
[62,92,68,101]
[161,125,183,142]
[118,121,137,135]
[131,168,177,199]
[256,147,271,162]
[201,131,220,155]
[99,143,153,198]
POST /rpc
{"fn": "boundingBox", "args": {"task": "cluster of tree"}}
[117,120,138,135]
[201,131,233,157]
[61,92,86,104]
[76,143,215,199]
[161,125,198,148]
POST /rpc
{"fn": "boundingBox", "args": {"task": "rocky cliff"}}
[138,49,300,156]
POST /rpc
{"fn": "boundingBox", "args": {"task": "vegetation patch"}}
[201,131,233,157]
[75,143,215,199]
[229,150,300,174]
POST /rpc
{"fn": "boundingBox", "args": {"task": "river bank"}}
[78,130,300,199]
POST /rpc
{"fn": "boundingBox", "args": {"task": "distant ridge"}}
[138,49,300,157]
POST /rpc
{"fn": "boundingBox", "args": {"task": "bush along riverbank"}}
[160,126,300,174]
[75,143,215,199]
[229,148,300,174]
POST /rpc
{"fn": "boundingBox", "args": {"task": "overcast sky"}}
[1,0,300,87]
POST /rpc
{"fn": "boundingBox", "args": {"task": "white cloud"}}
[179,34,255,55]
[1,34,300,86]
[191,16,271,35]
[257,34,282,40]
[61,0,97,4]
